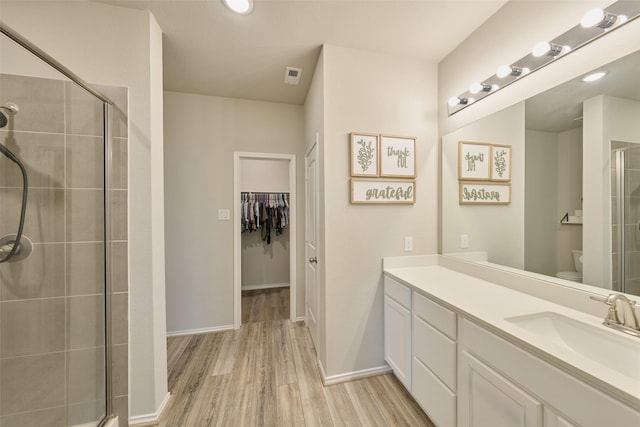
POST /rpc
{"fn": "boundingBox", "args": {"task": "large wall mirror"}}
[442,48,640,297]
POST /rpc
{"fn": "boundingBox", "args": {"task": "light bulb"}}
[532,41,551,57]
[521,67,530,76]
[448,96,461,107]
[223,0,253,14]
[581,8,605,28]
[469,82,483,94]
[496,65,512,78]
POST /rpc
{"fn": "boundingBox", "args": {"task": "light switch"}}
[404,236,413,252]
[460,234,469,249]
[218,209,230,220]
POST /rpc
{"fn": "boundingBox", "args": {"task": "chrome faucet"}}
[591,293,640,337]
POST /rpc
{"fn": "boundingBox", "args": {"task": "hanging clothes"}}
[240,192,290,244]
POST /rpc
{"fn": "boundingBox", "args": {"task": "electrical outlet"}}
[404,236,413,252]
[460,234,469,249]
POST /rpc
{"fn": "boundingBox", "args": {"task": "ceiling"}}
[525,49,640,133]
[94,0,508,105]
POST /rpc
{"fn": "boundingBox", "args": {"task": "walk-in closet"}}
[238,155,294,324]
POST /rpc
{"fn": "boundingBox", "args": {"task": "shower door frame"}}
[612,143,640,294]
[0,21,116,426]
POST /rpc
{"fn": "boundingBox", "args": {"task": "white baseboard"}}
[129,392,171,426]
[166,324,235,337]
[241,282,290,291]
[320,363,393,386]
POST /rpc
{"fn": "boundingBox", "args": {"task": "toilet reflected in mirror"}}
[556,249,583,282]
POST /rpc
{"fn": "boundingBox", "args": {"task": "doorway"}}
[233,152,297,329]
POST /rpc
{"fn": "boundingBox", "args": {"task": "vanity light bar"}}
[447,1,640,116]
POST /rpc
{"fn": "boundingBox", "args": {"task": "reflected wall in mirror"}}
[442,49,640,297]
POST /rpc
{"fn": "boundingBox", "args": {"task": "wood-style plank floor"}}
[159,289,435,426]
[242,287,290,324]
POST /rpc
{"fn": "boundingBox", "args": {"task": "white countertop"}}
[383,257,640,408]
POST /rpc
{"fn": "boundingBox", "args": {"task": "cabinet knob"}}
[309,256,317,264]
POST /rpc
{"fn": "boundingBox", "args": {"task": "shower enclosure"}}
[0,24,120,427]
[612,143,640,296]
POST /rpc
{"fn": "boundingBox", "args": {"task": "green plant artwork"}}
[494,149,507,178]
[356,138,375,173]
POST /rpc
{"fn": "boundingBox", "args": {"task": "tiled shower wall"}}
[611,142,640,295]
[0,73,128,427]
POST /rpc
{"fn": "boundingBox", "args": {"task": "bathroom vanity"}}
[383,255,640,427]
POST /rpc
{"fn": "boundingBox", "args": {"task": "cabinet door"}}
[458,350,542,427]
[544,408,578,427]
[384,295,411,389]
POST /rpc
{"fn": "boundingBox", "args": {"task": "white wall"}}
[583,96,640,287]
[557,127,583,272]
[163,91,305,334]
[525,129,558,276]
[442,103,525,268]
[0,0,168,421]
[316,45,438,378]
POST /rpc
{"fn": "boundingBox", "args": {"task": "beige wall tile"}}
[94,84,128,139]
[111,241,128,293]
[67,348,106,404]
[0,352,65,414]
[113,395,129,427]
[65,82,105,137]
[67,295,105,350]
[0,406,65,427]
[66,189,104,242]
[0,188,64,243]
[1,298,65,357]
[1,243,65,301]
[0,131,64,188]
[66,242,105,296]
[0,74,64,133]
[111,190,127,241]
[111,138,128,190]
[111,293,128,346]
[112,343,128,397]
[66,135,104,189]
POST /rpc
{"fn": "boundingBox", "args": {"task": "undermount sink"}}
[505,311,640,381]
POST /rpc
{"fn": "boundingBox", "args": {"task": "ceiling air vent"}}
[284,67,302,85]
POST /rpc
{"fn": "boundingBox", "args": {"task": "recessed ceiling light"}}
[582,71,607,82]
[222,0,253,15]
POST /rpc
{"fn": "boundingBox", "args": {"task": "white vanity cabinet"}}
[459,318,640,427]
[384,276,412,389]
[412,292,457,427]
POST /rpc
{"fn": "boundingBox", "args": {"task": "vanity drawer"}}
[412,356,456,427]
[413,314,456,390]
[384,276,411,309]
[413,291,456,339]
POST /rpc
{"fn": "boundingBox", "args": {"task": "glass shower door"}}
[612,144,640,295]
[0,30,108,427]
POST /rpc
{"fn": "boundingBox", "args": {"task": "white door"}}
[305,143,319,347]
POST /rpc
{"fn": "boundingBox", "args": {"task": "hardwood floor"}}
[242,287,290,323]
[159,289,434,426]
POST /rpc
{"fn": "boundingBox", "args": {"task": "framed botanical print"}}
[350,132,379,177]
[490,144,511,181]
